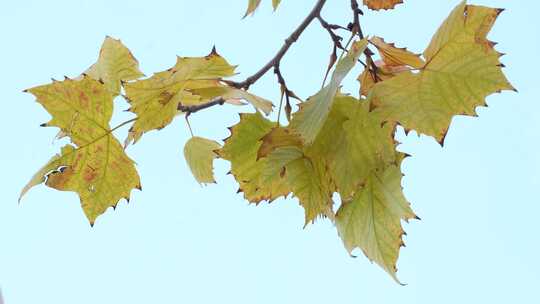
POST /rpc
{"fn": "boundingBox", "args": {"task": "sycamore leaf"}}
[272,0,282,10]
[358,60,411,97]
[306,94,397,200]
[363,0,403,11]
[218,112,290,203]
[257,127,302,159]
[290,39,368,144]
[370,37,424,68]
[336,165,417,283]
[370,2,514,143]
[285,155,334,226]
[189,85,273,115]
[22,77,141,224]
[123,49,237,145]
[244,0,281,17]
[85,36,144,96]
[184,136,221,184]
[244,0,262,17]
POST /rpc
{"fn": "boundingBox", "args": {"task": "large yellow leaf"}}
[123,50,237,144]
[336,165,417,283]
[85,36,144,96]
[184,136,221,184]
[363,0,403,11]
[290,39,368,144]
[370,2,514,143]
[218,112,290,203]
[22,77,141,224]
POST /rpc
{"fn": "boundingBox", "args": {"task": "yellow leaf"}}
[336,165,416,283]
[272,0,282,10]
[257,127,302,159]
[189,85,273,115]
[184,136,221,184]
[244,0,262,17]
[370,2,514,143]
[285,155,334,226]
[370,37,424,68]
[358,60,408,97]
[307,94,397,200]
[124,50,237,144]
[290,39,368,144]
[363,0,403,11]
[218,112,290,203]
[22,77,141,224]
[85,36,144,96]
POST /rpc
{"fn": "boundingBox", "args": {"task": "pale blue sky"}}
[1,0,539,303]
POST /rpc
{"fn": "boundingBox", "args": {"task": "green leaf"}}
[184,136,221,184]
[218,112,290,203]
[290,39,368,144]
[370,2,514,143]
[336,165,417,283]
[22,77,141,224]
[85,36,144,96]
[306,94,397,200]
[285,155,334,226]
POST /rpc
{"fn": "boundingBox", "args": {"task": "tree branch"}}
[232,0,328,90]
[350,0,380,81]
[177,97,226,114]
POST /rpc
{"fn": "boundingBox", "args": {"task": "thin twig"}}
[232,0,328,90]
[177,97,226,114]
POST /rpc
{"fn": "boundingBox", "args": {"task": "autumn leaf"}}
[123,49,238,145]
[370,2,514,143]
[363,0,403,11]
[336,165,417,283]
[85,36,144,96]
[290,39,368,144]
[21,77,141,224]
[272,0,282,10]
[184,136,221,184]
[257,127,302,159]
[244,0,281,17]
[370,37,424,69]
[189,85,273,114]
[306,94,397,200]
[218,112,290,203]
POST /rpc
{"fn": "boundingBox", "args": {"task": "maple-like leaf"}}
[218,112,290,203]
[85,36,144,96]
[306,94,397,200]
[21,77,141,224]
[336,165,417,283]
[257,127,302,159]
[285,155,334,226]
[290,39,368,144]
[363,0,403,11]
[184,136,221,184]
[370,2,514,143]
[123,49,238,144]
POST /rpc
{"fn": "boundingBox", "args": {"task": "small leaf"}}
[290,39,368,144]
[336,165,416,283]
[272,0,282,10]
[363,0,403,11]
[184,136,221,184]
[370,37,424,68]
[218,112,290,203]
[244,0,262,17]
[85,36,144,96]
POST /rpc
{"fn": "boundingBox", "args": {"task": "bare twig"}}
[232,0,328,90]
[350,0,380,81]
[177,97,226,114]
